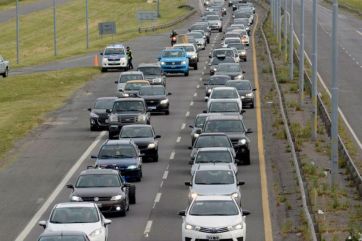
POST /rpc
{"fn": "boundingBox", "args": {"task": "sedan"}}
[38,202,111,241]
[204,75,231,96]
[206,86,242,111]
[138,85,171,115]
[207,99,243,114]
[226,79,256,108]
[208,56,235,75]
[213,63,245,80]
[88,97,117,131]
[227,43,247,61]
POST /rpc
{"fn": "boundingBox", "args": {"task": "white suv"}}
[179,195,250,241]
[101,44,129,72]
[0,55,9,77]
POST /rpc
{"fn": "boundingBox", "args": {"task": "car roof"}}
[55,202,96,208]
[199,132,229,137]
[206,114,243,121]
[196,113,222,118]
[212,86,238,90]
[196,163,234,171]
[119,71,143,76]
[39,230,87,237]
[104,139,135,145]
[197,147,231,152]
[121,124,152,129]
[79,168,119,175]
[195,195,234,201]
[226,79,251,84]
[105,44,125,49]
[126,80,149,84]
[96,97,118,101]
[114,97,144,102]
[137,63,161,67]
[209,74,232,79]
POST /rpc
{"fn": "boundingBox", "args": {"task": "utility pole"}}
[331,0,339,187]
[299,0,305,107]
[16,0,20,64]
[284,0,288,62]
[278,0,282,50]
[289,0,294,80]
[85,0,89,49]
[157,0,160,18]
[53,0,57,56]
[311,0,318,140]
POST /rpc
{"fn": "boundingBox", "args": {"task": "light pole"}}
[284,0,288,62]
[289,0,294,80]
[16,0,20,64]
[53,0,57,56]
[157,0,160,18]
[311,0,318,140]
[299,0,305,107]
[85,0,89,49]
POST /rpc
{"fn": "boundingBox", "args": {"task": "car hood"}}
[73,187,123,197]
[161,57,186,62]
[214,71,241,77]
[96,158,139,167]
[224,132,246,140]
[114,112,142,116]
[191,184,238,195]
[46,222,101,236]
[105,54,125,59]
[92,109,108,114]
[208,20,221,24]
[186,215,241,228]
[140,95,166,100]
[126,137,154,145]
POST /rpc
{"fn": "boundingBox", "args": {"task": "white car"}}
[0,55,9,77]
[185,164,244,205]
[179,195,250,241]
[190,147,238,175]
[222,37,241,48]
[39,202,111,241]
[115,71,144,92]
[101,44,129,72]
[206,87,242,111]
[207,99,243,114]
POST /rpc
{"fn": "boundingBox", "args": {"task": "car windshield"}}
[224,38,240,44]
[211,89,239,98]
[217,64,241,72]
[195,170,235,185]
[210,57,235,65]
[162,50,184,58]
[188,32,203,39]
[138,67,161,75]
[50,207,99,223]
[76,174,121,188]
[94,99,115,109]
[39,236,86,241]
[208,76,230,85]
[225,34,240,38]
[177,45,195,52]
[120,126,153,138]
[226,81,251,90]
[98,144,137,158]
[227,43,244,50]
[212,50,234,58]
[125,83,148,91]
[195,150,232,163]
[139,86,165,96]
[190,25,205,31]
[195,136,231,148]
[195,116,207,128]
[189,200,239,216]
[207,15,219,20]
[113,101,145,112]
[209,102,240,113]
[104,48,125,55]
[235,12,250,18]
[204,120,245,132]
[119,74,143,83]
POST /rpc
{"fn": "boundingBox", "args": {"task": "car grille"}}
[199,227,229,233]
[97,113,109,125]
[146,99,160,106]
[108,58,120,61]
[82,196,112,202]
[137,144,149,150]
[118,115,137,123]
[165,61,182,65]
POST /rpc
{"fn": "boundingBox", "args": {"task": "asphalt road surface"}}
[0,4,268,241]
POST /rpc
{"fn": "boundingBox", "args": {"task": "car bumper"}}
[102,61,128,68]
[182,228,245,241]
[147,103,169,112]
[241,97,254,105]
[90,118,109,128]
[188,58,198,65]
[93,199,127,213]
[161,66,189,73]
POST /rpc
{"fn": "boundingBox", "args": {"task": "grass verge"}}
[0,67,99,166]
[0,0,190,67]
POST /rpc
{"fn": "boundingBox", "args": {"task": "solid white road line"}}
[169,151,175,160]
[162,170,169,180]
[181,123,186,130]
[14,131,107,241]
[154,193,162,203]
[144,220,153,237]
[356,30,362,36]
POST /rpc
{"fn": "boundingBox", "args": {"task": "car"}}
[119,124,161,162]
[187,31,206,50]
[190,147,238,175]
[66,168,136,216]
[88,97,117,131]
[208,56,236,75]
[226,79,256,108]
[115,71,144,92]
[38,231,91,241]
[159,48,189,76]
[209,48,240,63]
[205,15,223,32]
[241,33,250,46]
[100,44,129,72]
[227,43,247,61]
[189,113,223,146]
[189,23,211,43]
[222,37,242,48]
[207,99,243,114]
[0,55,9,77]
[137,63,166,86]
[206,87,242,111]
[94,139,143,181]
[213,63,245,80]
[197,114,252,165]
[224,31,243,41]
[38,202,111,241]
[173,43,199,70]
[185,164,244,205]
[204,75,231,96]
[138,85,171,114]
[107,98,150,139]
[122,80,150,97]
[178,195,250,241]
[189,29,208,46]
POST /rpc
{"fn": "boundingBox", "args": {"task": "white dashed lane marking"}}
[181,123,186,130]
[169,151,175,160]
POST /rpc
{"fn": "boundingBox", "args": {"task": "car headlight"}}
[212,67,217,72]
[207,88,212,93]
[160,99,169,105]
[191,53,197,59]
[239,138,247,145]
[123,93,129,97]
[246,92,254,97]
[235,74,243,80]
[232,192,239,199]
[111,195,123,201]
[127,165,138,170]
[89,228,103,238]
[110,114,117,122]
[138,115,146,122]
[193,133,199,138]
[181,61,187,65]
[190,192,198,199]
[228,223,243,231]
[160,61,166,65]
[148,143,156,149]
[241,50,246,55]
[153,77,162,82]
[102,58,108,64]
[71,196,82,202]
[90,112,99,118]
[185,223,201,231]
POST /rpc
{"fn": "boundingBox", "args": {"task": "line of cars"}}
[177,1,257,241]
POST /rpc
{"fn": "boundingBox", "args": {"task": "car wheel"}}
[2,68,8,77]
[250,101,254,109]
[165,110,170,115]
[129,185,136,204]
[101,68,107,73]
[90,125,97,131]
[119,207,127,217]
[184,71,189,76]
[207,38,210,44]
[193,63,198,70]
[153,153,159,162]
[219,28,222,32]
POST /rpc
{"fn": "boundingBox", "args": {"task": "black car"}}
[137,63,166,86]
[66,168,136,216]
[226,79,256,108]
[138,85,171,115]
[88,97,117,131]
[204,75,231,96]
[214,63,245,80]
[208,56,236,75]
[119,124,161,162]
[107,98,151,139]
[93,139,143,181]
[38,231,90,241]
[189,113,222,146]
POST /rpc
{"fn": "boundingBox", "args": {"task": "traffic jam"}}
[36,0,258,241]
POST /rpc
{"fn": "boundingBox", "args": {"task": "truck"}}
[158,48,189,76]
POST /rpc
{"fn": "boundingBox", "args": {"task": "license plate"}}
[148,106,157,110]
[206,236,219,240]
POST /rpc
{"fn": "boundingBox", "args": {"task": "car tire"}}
[250,102,254,109]
[2,68,8,77]
[184,71,189,76]
[207,38,210,44]
[193,63,198,70]
[101,68,107,73]
[244,153,251,165]
[119,207,127,217]
[153,153,159,162]
[165,110,170,115]
[219,28,222,33]
[90,125,97,131]
[129,185,136,204]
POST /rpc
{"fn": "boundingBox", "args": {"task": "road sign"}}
[137,11,158,20]
[98,22,116,36]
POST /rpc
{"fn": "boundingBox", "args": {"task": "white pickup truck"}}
[0,55,9,78]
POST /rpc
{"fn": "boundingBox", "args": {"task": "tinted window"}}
[50,207,99,223]
[226,81,251,90]
[212,50,234,58]
[139,86,166,96]
[216,64,241,72]
[76,174,121,188]
[224,38,241,44]
[125,82,148,91]
[162,50,184,58]
[210,57,235,65]
[98,144,137,158]
[208,76,230,85]
[94,99,115,109]
[113,101,145,112]
[194,170,235,185]
[211,89,239,98]
[204,120,245,132]
[195,136,231,148]
[104,48,125,55]
[195,116,207,128]
[39,236,86,241]
[209,102,240,113]
[227,43,245,50]
[120,126,153,138]
[119,74,144,83]
[207,15,220,20]
[195,150,232,163]
[188,32,203,39]
[138,67,161,75]
[189,200,239,216]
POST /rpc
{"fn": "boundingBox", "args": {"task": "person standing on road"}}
[126,46,133,70]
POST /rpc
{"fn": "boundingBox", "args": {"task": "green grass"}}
[339,0,362,13]
[0,67,99,166]
[0,0,190,67]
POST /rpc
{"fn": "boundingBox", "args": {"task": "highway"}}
[0,3,271,241]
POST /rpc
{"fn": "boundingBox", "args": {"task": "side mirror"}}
[237,181,245,186]
[209,54,212,58]
[204,83,208,85]
[106,109,111,114]
[115,80,118,84]
[157,57,161,61]
[88,108,92,112]
[178,210,186,216]
[188,146,192,150]
[38,221,47,228]
[100,52,103,56]
[155,135,161,139]
[104,219,112,226]
[242,210,251,216]
[189,125,194,129]
[204,96,209,101]
[242,70,246,74]
[189,160,194,165]
[202,110,207,113]
[195,129,201,134]
[124,183,131,187]
[184,181,192,186]
[240,110,245,114]
[246,128,253,134]
[168,92,172,96]
[91,155,97,159]
[66,184,74,190]
[208,63,212,66]
[252,88,257,91]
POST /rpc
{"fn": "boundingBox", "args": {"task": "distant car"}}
[173,43,198,70]
[208,56,236,75]
[226,79,256,108]
[119,124,161,162]
[122,80,150,97]
[66,168,136,216]
[94,139,143,181]
[187,32,206,50]
[227,43,247,61]
[137,63,166,86]
[205,15,223,32]
[185,164,244,205]
[38,231,91,241]
[222,37,241,48]
[115,71,144,92]
[189,23,211,43]
[101,44,129,72]
[88,97,117,131]
[214,63,245,80]
[207,99,243,114]
[0,55,9,77]
[159,48,189,76]
[189,113,222,146]
[206,86,242,111]
[138,85,171,115]
[38,202,111,241]
[210,48,240,63]
[205,75,232,96]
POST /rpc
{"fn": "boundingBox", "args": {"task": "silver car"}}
[187,31,206,50]
[115,71,144,92]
